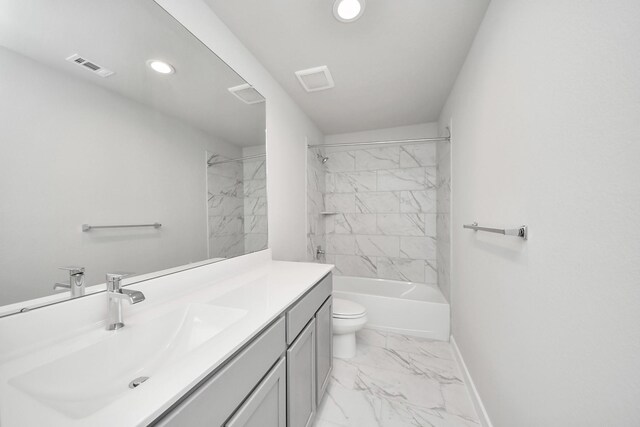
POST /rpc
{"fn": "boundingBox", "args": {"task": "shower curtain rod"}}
[307,136,450,149]
[207,153,265,166]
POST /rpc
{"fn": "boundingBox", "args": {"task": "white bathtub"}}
[333,276,450,341]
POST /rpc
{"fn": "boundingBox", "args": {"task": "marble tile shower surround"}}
[308,148,327,261]
[321,144,448,284]
[243,156,268,253]
[436,141,451,302]
[208,155,245,258]
[207,153,268,259]
[314,329,480,427]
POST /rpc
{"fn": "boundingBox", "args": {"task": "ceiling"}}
[204,0,490,135]
[0,0,265,147]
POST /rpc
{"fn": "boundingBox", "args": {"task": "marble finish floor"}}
[314,329,480,427]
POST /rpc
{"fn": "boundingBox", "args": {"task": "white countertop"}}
[0,251,333,426]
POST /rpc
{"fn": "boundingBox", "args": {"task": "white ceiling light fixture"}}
[147,60,175,75]
[333,0,365,23]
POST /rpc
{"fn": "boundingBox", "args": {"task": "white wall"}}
[155,0,324,262]
[439,1,640,425]
[0,46,240,305]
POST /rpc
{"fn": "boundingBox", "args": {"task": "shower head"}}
[317,153,329,164]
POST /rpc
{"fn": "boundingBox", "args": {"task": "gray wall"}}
[439,0,640,425]
[0,47,238,305]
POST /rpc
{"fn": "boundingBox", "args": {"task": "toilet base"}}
[333,332,357,359]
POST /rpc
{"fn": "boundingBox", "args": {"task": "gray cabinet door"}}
[286,319,316,427]
[226,357,286,427]
[315,297,333,406]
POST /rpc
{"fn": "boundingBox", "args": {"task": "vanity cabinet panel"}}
[286,273,332,345]
[154,317,286,427]
[153,272,334,427]
[315,296,333,406]
[286,319,316,427]
[225,357,286,427]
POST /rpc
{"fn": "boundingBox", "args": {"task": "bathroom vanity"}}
[155,268,333,427]
[0,251,334,427]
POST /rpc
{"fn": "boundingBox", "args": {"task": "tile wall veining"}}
[436,141,451,301]
[243,155,268,253]
[307,148,327,261]
[322,144,443,284]
[207,152,268,259]
[208,153,245,258]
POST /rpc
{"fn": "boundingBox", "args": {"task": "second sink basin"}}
[10,303,247,419]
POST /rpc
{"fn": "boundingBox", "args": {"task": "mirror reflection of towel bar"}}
[463,222,528,240]
[82,223,161,232]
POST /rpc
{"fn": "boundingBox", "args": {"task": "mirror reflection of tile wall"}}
[207,148,267,259]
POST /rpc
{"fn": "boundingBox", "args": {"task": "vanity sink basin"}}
[10,303,247,419]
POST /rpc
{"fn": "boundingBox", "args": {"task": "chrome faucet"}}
[53,266,86,298]
[106,273,145,330]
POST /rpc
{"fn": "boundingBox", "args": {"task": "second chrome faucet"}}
[53,266,86,298]
[106,273,145,330]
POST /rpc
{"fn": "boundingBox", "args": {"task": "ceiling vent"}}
[228,83,265,104]
[65,54,114,78]
[295,66,335,93]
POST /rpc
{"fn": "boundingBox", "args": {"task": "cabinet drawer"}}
[225,357,286,427]
[154,317,286,427]
[286,273,332,345]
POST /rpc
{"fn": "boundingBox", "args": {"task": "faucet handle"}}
[105,272,133,292]
[58,266,85,275]
[106,272,130,280]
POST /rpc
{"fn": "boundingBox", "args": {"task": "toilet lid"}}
[333,298,366,319]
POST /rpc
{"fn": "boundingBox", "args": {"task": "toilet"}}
[332,298,367,359]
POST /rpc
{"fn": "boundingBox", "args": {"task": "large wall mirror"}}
[0,0,267,315]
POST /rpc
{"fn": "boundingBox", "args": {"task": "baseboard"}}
[450,336,493,427]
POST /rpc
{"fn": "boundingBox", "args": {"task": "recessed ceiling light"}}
[333,0,365,23]
[147,60,175,75]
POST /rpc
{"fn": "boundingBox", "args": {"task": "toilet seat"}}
[333,298,366,319]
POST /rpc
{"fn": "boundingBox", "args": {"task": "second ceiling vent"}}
[228,83,265,104]
[295,66,335,93]
[65,54,114,78]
